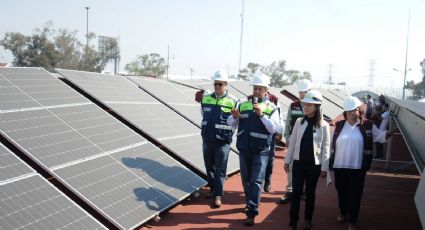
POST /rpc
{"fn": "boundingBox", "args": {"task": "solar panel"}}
[320,101,342,120]
[1,67,206,228]
[160,135,240,175]
[318,89,344,108]
[0,144,106,230]
[170,79,205,89]
[1,175,107,230]
[128,77,243,157]
[228,80,253,96]
[0,143,34,182]
[1,104,146,169]
[56,69,240,175]
[128,77,202,125]
[281,84,300,98]
[0,67,89,111]
[53,143,205,230]
[328,88,347,100]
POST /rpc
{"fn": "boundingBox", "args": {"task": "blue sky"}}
[1,0,424,87]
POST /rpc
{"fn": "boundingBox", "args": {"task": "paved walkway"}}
[142,148,421,230]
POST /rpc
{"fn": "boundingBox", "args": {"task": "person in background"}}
[330,96,392,230]
[374,103,390,159]
[365,94,374,119]
[284,90,330,230]
[227,72,279,226]
[200,70,237,208]
[280,79,313,204]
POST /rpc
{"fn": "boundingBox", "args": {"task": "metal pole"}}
[114,58,117,75]
[238,0,244,71]
[167,45,170,80]
[190,68,193,81]
[85,7,89,51]
[402,10,410,100]
[85,7,90,71]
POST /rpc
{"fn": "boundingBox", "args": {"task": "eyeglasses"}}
[214,82,225,87]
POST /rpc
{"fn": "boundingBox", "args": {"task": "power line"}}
[368,59,377,87]
[327,64,334,84]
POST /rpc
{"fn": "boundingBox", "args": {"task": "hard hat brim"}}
[301,98,322,104]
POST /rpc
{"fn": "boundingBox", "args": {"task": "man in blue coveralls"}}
[227,72,279,226]
[201,70,237,208]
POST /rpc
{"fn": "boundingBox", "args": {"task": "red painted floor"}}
[140,147,421,230]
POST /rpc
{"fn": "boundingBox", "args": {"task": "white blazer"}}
[285,117,330,172]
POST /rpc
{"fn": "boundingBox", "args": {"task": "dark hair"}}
[301,104,323,128]
[342,106,365,120]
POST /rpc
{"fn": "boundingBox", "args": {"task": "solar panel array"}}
[328,88,347,100]
[0,68,89,111]
[318,88,345,108]
[127,77,202,126]
[0,144,106,230]
[56,69,240,176]
[1,143,34,182]
[1,68,206,229]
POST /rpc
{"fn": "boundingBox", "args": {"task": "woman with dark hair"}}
[284,90,330,230]
[331,96,392,230]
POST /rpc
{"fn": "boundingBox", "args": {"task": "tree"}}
[0,32,29,67]
[285,69,311,84]
[54,29,82,70]
[238,62,262,80]
[237,61,312,87]
[1,21,119,72]
[263,60,287,87]
[124,53,167,77]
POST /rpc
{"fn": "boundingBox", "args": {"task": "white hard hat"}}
[301,90,323,104]
[252,72,270,88]
[297,79,312,92]
[211,70,229,82]
[343,96,363,111]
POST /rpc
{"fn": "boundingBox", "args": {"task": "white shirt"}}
[379,111,390,131]
[333,120,388,169]
[274,99,285,134]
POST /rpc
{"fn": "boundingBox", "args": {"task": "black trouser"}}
[264,135,276,182]
[289,160,321,227]
[375,142,383,158]
[334,168,367,224]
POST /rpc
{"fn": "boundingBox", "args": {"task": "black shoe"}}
[211,196,222,208]
[303,220,312,230]
[288,225,296,230]
[244,216,255,226]
[279,193,292,204]
[337,213,347,223]
[264,181,271,193]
